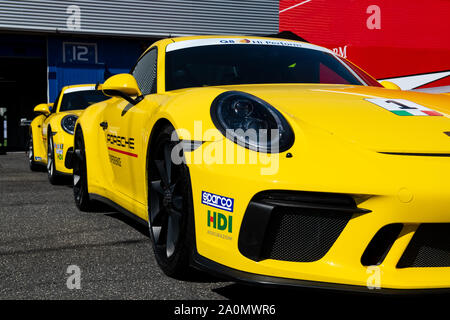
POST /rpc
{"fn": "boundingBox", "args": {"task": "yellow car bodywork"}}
[30,84,98,175]
[75,36,450,292]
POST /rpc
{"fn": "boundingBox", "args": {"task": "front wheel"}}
[27,130,40,172]
[148,125,196,279]
[73,128,94,211]
[47,132,62,184]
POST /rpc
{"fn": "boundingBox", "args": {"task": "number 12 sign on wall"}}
[63,42,98,64]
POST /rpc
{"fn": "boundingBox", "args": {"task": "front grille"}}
[397,224,450,268]
[261,207,352,262]
[238,191,368,262]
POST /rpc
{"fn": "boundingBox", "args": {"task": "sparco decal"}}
[202,191,234,212]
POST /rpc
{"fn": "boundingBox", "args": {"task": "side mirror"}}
[33,103,51,116]
[380,80,401,90]
[102,74,143,105]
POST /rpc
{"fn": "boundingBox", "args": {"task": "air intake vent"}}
[261,207,352,262]
[361,224,403,266]
[238,191,369,262]
[397,224,450,268]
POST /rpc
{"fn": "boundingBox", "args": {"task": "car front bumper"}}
[187,138,450,290]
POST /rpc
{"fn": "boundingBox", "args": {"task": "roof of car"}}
[162,35,332,55]
[169,34,309,44]
[61,84,97,91]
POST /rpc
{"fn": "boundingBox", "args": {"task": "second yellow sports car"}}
[67,36,450,292]
[28,84,109,183]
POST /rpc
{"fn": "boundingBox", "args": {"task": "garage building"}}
[0,0,278,151]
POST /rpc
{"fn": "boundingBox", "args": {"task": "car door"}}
[101,48,158,205]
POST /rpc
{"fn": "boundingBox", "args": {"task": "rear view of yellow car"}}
[28,84,109,184]
[68,36,450,292]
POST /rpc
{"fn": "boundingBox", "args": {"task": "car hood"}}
[215,84,450,153]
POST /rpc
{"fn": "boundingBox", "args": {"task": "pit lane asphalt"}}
[0,152,234,299]
[0,152,440,301]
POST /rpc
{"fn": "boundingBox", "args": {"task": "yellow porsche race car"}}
[28,84,109,184]
[67,36,450,292]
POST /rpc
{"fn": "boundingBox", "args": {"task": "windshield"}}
[59,90,109,112]
[165,44,375,91]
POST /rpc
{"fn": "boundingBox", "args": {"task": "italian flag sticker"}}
[366,98,443,116]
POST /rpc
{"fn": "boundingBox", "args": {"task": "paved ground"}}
[0,152,445,301]
[0,152,231,299]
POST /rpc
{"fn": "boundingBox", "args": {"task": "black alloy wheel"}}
[47,131,61,184]
[73,128,93,211]
[148,125,195,279]
[27,130,40,171]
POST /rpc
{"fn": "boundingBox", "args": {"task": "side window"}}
[132,48,157,95]
[319,63,350,85]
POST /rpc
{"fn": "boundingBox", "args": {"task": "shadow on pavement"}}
[103,209,224,284]
[212,282,450,302]
[104,211,150,237]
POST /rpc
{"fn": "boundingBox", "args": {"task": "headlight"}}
[210,91,294,153]
[61,115,78,135]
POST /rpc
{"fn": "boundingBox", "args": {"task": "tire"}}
[148,124,196,279]
[73,128,94,211]
[47,130,62,184]
[27,130,40,172]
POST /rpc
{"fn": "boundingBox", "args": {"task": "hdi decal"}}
[202,191,234,212]
[366,98,443,116]
[207,210,232,233]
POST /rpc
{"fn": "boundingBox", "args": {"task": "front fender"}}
[30,115,47,162]
[46,114,72,174]
[157,87,226,142]
[74,100,112,191]
[51,129,74,174]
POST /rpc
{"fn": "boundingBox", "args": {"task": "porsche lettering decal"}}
[107,134,135,149]
[106,134,137,158]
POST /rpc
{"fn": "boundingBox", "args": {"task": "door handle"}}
[100,121,108,130]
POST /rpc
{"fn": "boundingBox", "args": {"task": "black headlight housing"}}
[61,115,78,135]
[210,91,294,153]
